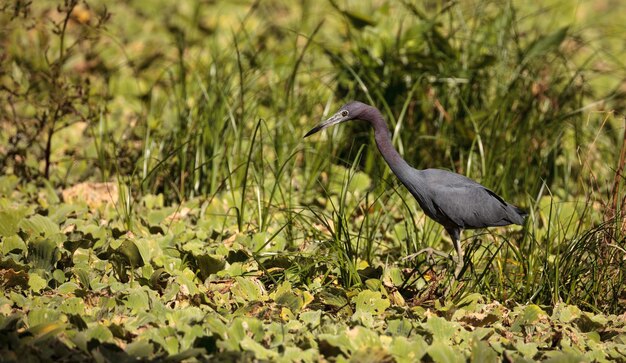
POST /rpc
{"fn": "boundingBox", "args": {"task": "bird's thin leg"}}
[453,238,464,279]
[446,228,464,279]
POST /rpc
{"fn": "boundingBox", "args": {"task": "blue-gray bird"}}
[305,101,527,278]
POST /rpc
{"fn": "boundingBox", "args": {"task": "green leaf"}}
[126,340,155,358]
[0,208,27,237]
[74,268,91,290]
[387,318,413,337]
[576,312,607,332]
[351,346,394,363]
[554,304,581,324]
[240,336,279,360]
[470,340,498,363]
[179,324,204,351]
[28,273,48,292]
[60,297,85,315]
[52,269,65,283]
[1,235,27,254]
[515,342,538,359]
[251,231,287,252]
[352,290,389,315]
[57,282,79,294]
[204,314,228,339]
[125,288,150,314]
[10,292,28,308]
[364,278,382,291]
[28,308,61,326]
[48,204,77,224]
[299,310,321,327]
[225,318,264,351]
[383,267,404,286]
[424,316,457,342]
[389,336,428,362]
[0,175,19,196]
[133,237,159,266]
[86,324,114,342]
[275,289,303,313]
[26,322,66,344]
[318,288,349,308]
[28,238,59,271]
[346,326,381,351]
[542,351,585,363]
[282,347,318,362]
[118,239,145,267]
[232,277,266,302]
[20,214,60,237]
[142,194,164,209]
[196,254,226,279]
[176,272,200,295]
[147,209,169,226]
[456,293,484,311]
[319,332,354,355]
[513,305,547,329]
[427,341,458,363]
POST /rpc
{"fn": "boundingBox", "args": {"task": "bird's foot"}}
[404,248,451,264]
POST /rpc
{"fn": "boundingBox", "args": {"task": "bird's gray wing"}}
[430,184,513,228]
[421,170,516,229]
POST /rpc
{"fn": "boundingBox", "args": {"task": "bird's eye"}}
[341,110,349,117]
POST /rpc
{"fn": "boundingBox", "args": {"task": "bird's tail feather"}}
[509,204,528,225]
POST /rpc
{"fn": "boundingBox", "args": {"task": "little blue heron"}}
[305,101,527,278]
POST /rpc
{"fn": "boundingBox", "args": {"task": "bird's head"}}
[304,101,370,138]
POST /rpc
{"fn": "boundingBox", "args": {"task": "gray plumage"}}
[305,101,527,278]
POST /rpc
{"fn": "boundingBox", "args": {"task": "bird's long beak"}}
[304,112,345,138]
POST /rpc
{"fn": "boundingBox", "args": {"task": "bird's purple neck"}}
[362,106,413,180]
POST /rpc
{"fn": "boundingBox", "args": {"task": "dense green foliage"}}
[1,0,625,361]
